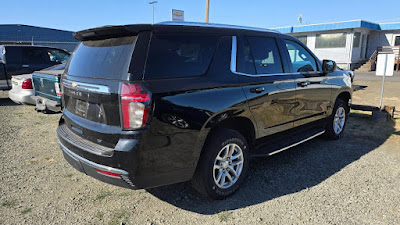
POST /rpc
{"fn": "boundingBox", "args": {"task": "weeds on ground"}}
[2,200,17,208]
[64,173,74,178]
[21,208,32,214]
[10,125,21,129]
[118,192,130,197]
[95,191,112,200]
[108,210,129,225]
[218,210,232,222]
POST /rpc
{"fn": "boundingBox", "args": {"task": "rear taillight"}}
[96,169,121,178]
[22,78,33,89]
[120,83,150,130]
[55,83,61,96]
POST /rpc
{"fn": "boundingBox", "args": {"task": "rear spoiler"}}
[74,24,153,41]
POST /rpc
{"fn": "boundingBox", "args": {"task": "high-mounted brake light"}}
[22,78,33,89]
[121,83,150,130]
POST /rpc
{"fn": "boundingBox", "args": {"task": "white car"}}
[8,74,35,104]
[8,64,65,105]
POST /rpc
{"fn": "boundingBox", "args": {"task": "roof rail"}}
[157,21,280,33]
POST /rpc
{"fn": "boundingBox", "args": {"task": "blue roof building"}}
[0,24,79,52]
[271,20,400,70]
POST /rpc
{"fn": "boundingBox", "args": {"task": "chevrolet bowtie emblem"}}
[72,83,78,87]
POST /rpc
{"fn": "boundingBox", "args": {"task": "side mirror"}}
[322,59,337,74]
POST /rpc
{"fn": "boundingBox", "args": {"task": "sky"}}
[2,0,400,32]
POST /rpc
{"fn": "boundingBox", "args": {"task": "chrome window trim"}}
[230,36,323,77]
[58,139,128,175]
[62,80,110,94]
[230,36,238,73]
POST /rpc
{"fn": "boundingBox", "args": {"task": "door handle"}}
[22,65,29,68]
[250,87,265,93]
[297,81,308,87]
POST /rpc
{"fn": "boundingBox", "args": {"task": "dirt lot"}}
[1,79,400,224]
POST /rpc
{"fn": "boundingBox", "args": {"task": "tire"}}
[325,98,349,140]
[192,128,249,200]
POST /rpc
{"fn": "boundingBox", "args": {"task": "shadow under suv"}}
[57,22,352,199]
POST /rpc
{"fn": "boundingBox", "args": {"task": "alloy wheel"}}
[213,143,244,189]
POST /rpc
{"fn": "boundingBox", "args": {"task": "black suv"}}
[57,22,352,199]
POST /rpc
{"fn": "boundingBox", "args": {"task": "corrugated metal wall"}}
[0,24,79,52]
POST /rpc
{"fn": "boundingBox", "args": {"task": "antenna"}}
[298,14,303,25]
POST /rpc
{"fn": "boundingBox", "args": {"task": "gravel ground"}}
[0,86,399,224]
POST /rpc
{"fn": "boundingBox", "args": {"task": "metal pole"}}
[205,0,210,23]
[379,54,387,111]
[149,1,158,24]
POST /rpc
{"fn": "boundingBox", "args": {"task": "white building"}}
[272,20,400,70]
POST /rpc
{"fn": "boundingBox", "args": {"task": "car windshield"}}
[47,50,70,63]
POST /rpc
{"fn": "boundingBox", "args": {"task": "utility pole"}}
[149,1,158,24]
[205,0,210,23]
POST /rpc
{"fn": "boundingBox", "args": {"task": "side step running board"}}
[251,130,325,158]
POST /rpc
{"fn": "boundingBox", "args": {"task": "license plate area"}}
[75,99,89,117]
[66,97,108,124]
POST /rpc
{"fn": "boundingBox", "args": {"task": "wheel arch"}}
[335,90,352,112]
[206,116,256,148]
[337,91,351,104]
[192,113,257,177]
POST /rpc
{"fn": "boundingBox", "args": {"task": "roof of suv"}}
[74,22,285,41]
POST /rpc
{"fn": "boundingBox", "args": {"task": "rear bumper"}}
[57,121,196,190]
[9,89,35,105]
[58,139,137,189]
[32,96,61,112]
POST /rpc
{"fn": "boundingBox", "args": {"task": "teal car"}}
[31,64,65,112]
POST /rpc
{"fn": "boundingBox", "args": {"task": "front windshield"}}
[48,49,70,63]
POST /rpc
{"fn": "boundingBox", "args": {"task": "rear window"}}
[145,34,219,79]
[67,36,136,79]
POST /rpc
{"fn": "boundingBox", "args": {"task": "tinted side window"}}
[5,47,22,64]
[22,48,50,64]
[395,36,400,46]
[236,37,255,74]
[246,37,283,74]
[145,34,219,79]
[284,40,317,72]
